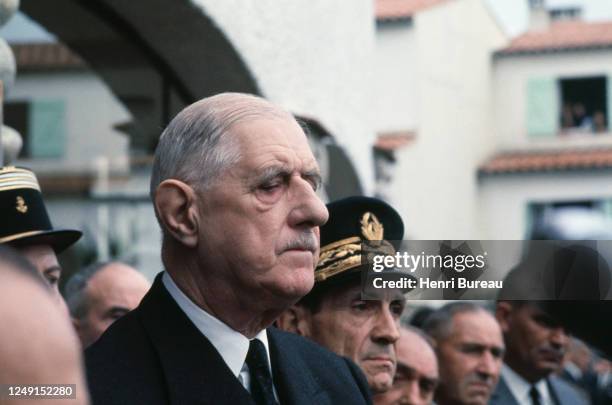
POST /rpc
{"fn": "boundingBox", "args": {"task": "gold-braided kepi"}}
[0,166,81,252]
[314,196,404,284]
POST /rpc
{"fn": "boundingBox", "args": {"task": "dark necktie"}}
[529,385,542,405]
[246,339,279,405]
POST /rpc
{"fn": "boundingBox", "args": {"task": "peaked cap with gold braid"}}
[314,196,404,284]
[0,166,82,253]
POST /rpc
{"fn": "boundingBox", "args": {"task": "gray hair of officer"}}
[149,93,292,197]
[422,302,491,342]
[64,262,112,320]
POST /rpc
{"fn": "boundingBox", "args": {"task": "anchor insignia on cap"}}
[16,196,28,214]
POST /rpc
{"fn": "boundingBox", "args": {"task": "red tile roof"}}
[498,20,612,55]
[375,131,415,151]
[375,0,450,21]
[10,42,87,71]
[479,148,612,174]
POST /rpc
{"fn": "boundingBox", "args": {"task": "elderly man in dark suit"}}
[85,93,372,405]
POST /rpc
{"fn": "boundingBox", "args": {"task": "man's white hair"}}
[149,92,292,197]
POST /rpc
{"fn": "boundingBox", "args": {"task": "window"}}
[560,77,608,134]
[3,100,66,158]
[526,199,612,239]
[526,76,611,138]
[549,7,582,22]
[3,101,30,157]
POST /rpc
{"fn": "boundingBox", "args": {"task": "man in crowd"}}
[423,302,505,405]
[560,338,608,404]
[373,326,439,405]
[492,301,588,405]
[65,261,150,348]
[85,93,372,404]
[278,196,406,395]
[0,245,90,405]
[0,166,81,309]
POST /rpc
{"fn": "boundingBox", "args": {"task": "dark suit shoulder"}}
[85,308,168,405]
[269,328,372,404]
[549,375,590,405]
[270,328,347,360]
[270,327,354,367]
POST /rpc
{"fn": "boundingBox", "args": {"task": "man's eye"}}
[45,274,59,286]
[260,182,281,192]
[306,177,320,192]
[421,380,436,394]
[460,345,483,355]
[390,302,405,317]
[352,302,369,312]
[394,374,408,382]
[107,310,128,321]
[490,348,504,359]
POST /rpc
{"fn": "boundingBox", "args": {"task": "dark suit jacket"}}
[490,374,589,405]
[85,274,372,405]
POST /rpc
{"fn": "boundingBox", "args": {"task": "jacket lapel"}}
[268,328,331,405]
[490,376,520,405]
[137,274,256,405]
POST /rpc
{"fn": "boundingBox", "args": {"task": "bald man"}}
[374,326,439,405]
[65,261,150,348]
[0,245,89,405]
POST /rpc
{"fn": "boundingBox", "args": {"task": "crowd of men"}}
[1,93,611,405]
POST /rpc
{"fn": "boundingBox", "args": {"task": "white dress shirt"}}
[162,272,277,396]
[501,364,554,405]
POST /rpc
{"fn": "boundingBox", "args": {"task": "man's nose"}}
[476,350,499,378]
[288,176,329,228]
[550,327,569,349]
[372,306,400,344]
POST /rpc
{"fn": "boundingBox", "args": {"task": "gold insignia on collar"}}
[16,196,28,214]
[360,212,384,241]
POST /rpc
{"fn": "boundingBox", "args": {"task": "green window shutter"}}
[607,75,612,131]
[602,199,612,220]
[28,100,66,158]
[524,203,535,239]
[526,77,558,138]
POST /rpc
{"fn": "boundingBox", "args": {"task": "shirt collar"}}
[162,271,272,378]
[501,363,551,405]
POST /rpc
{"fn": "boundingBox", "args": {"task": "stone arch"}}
[20,0,259,152]
[297,115,363,201]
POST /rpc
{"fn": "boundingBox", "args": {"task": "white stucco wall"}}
[193,0,376,193]
[493,50,612,149]
[8,71,131,173]
[387,0,507,239]
[479,171,612,239]
[374,22,417,132]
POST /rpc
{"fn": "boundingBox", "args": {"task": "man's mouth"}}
[538,348,563,363]
[363,356,395,369]
[468,381,492,391]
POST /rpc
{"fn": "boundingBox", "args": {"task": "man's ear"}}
[154,179,199,248]
[495,301,513,333]
[277,306,311,337]
[72,318,85,345]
